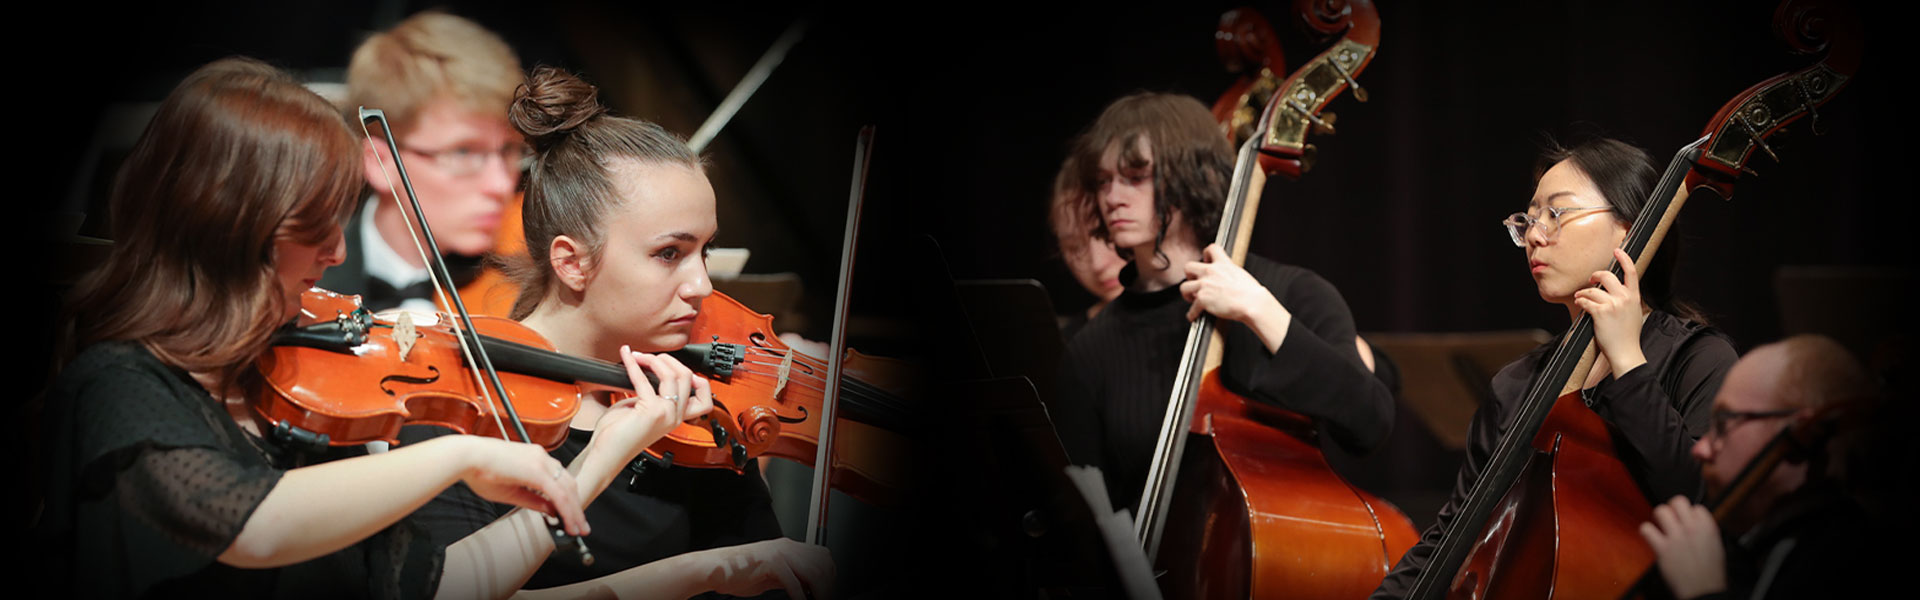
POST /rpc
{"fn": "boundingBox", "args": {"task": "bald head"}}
[1761,335,1876,412]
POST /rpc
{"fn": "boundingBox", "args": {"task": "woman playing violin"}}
[1370,137,1740,599]
[1051,91,1394,513]
[401,66,833,599]
[30,57,725,599]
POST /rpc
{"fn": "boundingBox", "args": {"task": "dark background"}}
[20,0,1913,596]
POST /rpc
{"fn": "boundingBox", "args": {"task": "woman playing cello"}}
[1051,91,1394,513]
[1371,137,1739,598]
[30,57,730,599]
[400,66,833,599]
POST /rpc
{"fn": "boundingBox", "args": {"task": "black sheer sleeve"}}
[35,343,445,599]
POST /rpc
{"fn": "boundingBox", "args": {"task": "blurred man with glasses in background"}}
[321,10,527,314]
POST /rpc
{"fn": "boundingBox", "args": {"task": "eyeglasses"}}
[1502,204,1613,247]
[1706,407,1798,439]
[401,143,533,177]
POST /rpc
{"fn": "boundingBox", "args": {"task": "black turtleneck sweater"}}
[1051,255,1394,513]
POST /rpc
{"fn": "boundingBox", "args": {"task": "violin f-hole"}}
[378,365,442,396]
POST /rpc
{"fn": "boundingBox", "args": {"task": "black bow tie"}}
[361,278,435,312]
[358,253,487,312]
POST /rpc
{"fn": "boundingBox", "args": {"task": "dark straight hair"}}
[1537,136,1705,324]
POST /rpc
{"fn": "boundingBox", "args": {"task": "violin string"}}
[357,124,512,440]
[728,362,908,416]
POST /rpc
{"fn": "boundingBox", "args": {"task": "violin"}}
[1140,3,1413,598]
[1401,2,1862,598]
[636,290,917,506]
[253,287,729,452]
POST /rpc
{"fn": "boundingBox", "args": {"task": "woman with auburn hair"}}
[33,57,708,599]
[402,66,834,599]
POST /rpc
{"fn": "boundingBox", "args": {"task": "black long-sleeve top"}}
[1371,310,1737,599]
[32,342,442,599]
[398,423,785,597]
[1052,255,1395,514]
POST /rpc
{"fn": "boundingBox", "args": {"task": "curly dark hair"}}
[1066,92,1235,268]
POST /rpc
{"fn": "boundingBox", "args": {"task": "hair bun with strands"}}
[510,66,609,153]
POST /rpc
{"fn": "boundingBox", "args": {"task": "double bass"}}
[1401,2,1862,598]
[1138,2,1417,598]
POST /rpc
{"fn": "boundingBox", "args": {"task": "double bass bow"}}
[1138,3,1415,598]
[1401,2,1861,598]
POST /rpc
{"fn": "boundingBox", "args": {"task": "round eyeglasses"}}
[1501,204,1613,247]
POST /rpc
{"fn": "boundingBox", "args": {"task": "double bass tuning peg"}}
[1314,111,1339,135]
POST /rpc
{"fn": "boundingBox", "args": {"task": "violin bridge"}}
[394,311,420,362]
[774,350,794,397]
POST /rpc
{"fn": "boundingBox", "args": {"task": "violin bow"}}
[805,125,875,546]
[357,108,594,565]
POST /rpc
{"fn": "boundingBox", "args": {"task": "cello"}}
[1138,2,1418,598]
[1400,2,1863,598]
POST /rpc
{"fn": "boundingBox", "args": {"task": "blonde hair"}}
[345,10,522,136]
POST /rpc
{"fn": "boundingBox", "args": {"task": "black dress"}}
[1370,311,1738,599]
[400,422,786,598]
[1051,255,1395,513]
[31,342,443,599]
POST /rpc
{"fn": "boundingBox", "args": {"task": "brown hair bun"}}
[510,65,609,153]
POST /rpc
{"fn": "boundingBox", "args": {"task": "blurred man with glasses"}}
[321,10,526,314]
[1638,334,1893,599]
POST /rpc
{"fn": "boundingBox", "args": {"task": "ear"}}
[1610,218,1630,248]
[549,235,592,292]
[361,138,396,197]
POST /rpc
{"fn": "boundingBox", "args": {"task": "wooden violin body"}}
[255,288,580,450]
[647,291,915,505]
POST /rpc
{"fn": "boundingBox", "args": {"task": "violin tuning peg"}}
[730,442,750,470]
